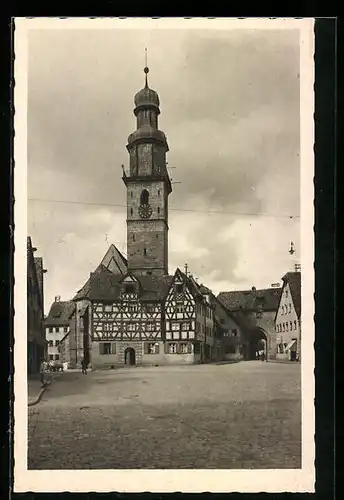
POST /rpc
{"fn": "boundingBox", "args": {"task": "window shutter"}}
[144,342,149,354]
[164,342,169,354]
[111,343,116,354]
[176,342,180,354]
[99,343,104,355]
[155,343,160,354]
[187,342,192,354]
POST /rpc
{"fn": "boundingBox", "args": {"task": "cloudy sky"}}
[27,24,301,313]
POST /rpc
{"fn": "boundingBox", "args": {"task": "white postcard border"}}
[13,17,315,493]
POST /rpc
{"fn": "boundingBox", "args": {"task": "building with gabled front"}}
[274,271,301,361]
[44,297,75,367]
[217,286,282,360]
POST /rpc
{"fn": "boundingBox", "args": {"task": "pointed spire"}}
[144,48,149,87]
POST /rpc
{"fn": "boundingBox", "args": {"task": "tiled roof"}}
[217,287,282,312]
[282,272,301,318]
[73,245,127,301]
[45,300,76,326]
[88,268,174,302]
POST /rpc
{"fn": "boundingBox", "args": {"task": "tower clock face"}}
[138,204,153,219]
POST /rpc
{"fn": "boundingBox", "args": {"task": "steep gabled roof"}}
[73,245,127,301]
[95,244,127,275]
[45,300,76,326]
[217,287,282,312]
[282,272,301,318]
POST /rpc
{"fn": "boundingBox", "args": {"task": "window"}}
[130,191,133,198]
[125,284,135,294]
[286,323,289,332]
[182,322,189,331]
[103,322,113,332]
[232,328,238,337]
[283,323,285,332]
[140,189,149,205]
[99,342,114,355]
[180,343,188,354]
[48,340,53,347]
[294,320,297,330]
[128,304,137,312]
[289,304,292,313]
[168,343,177,354]
[156,233,158,239]
[64,327,68,332]
[172,322,180,331]
[49,354,54,360]
[54,354,60,361]
[144,248,147,256]
[157,207,160,215]
[146,343,159,354]
[176,304,184,313]
[158,189,160,197]
[290,321,293,331]
[49,327,53,333]
[132,234,135,241]
[55,340,60,347]
[55,327,60,333]
[127,323,136,331]
[285,289,289,298]
[281,306,284,315]
[223,331,229,336]
[175,284,183,294]
[130,208,133,216]
[225,345,236,354]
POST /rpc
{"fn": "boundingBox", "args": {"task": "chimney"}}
[55,295,61,302]
[251,286,256,292]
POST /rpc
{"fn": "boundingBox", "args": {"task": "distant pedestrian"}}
[39,359,46,387]
[81,358,87,375]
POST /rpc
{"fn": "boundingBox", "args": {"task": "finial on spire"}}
[144,48,149,87]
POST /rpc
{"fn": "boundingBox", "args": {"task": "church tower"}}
[123,64,172,276]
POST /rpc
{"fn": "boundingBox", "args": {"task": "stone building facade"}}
[217,287,281,360]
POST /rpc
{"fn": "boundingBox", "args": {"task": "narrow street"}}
[28,361,301,469]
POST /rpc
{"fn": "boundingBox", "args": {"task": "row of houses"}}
[27,237,47,377]
[44,244,302,370]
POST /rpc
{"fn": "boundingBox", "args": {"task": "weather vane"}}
[289,241,295,255]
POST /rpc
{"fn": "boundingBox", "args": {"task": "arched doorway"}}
[245,328,268,361]
[124,347,136,366]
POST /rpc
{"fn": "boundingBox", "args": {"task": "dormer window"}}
[125,284,135,294]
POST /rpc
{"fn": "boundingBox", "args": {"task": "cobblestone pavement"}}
[28,361,301,469]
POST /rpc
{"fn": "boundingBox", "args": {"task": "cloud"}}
[27,26,300,312]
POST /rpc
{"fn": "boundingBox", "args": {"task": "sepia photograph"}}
[14,17,315,493]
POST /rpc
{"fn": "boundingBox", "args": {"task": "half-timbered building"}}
[64,66,217,369]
